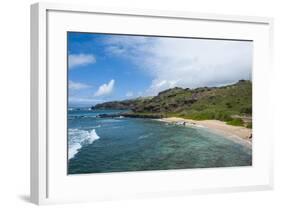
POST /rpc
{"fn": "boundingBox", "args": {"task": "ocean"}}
[68,108,252,174]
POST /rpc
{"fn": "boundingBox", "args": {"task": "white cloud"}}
[69,80,90,90]
[68,54,96,69]
[94,80,115,97]
[103,36,252,95]
[126,91,134,97]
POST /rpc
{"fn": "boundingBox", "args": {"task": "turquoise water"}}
[68,109,252,174]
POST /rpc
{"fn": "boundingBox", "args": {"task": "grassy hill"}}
[93,80,252,127]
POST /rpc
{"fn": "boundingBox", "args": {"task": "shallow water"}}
[68,109,252,174]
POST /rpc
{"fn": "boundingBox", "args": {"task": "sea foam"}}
[68,128,100,159]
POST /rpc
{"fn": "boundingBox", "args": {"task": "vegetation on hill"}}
[92,80,252,128]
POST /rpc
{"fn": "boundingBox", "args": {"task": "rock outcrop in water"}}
[97,113,164,119]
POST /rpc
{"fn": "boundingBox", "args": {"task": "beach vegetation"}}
[246,122,252,129]
[226,118,244,126]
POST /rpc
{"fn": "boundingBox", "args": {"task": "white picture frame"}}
[30,2,274,205]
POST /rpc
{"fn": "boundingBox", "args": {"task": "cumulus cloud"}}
[103,36,252,95]
[95,80,115,97]
[68,54,96,69]
[69,80,90,90]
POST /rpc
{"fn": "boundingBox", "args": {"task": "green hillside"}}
[93,80,252,127]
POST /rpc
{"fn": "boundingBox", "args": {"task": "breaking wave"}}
[68,128,100,159]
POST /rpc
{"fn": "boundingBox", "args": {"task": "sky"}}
[68,32,253,107]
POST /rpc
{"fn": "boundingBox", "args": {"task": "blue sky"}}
[68,32,252,107]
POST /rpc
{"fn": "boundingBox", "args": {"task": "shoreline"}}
[86,111,252,147]
[157,117,252,147]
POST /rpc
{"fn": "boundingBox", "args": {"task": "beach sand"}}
[158,117,252,145]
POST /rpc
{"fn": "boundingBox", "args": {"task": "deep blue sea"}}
[67,108,252,174]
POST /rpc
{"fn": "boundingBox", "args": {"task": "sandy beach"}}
[158,117,252,145]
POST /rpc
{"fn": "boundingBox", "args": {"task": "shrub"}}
[214,111,232,121]
[227,118,244,126]
[246,122,252,129]
[240,106,252,114]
